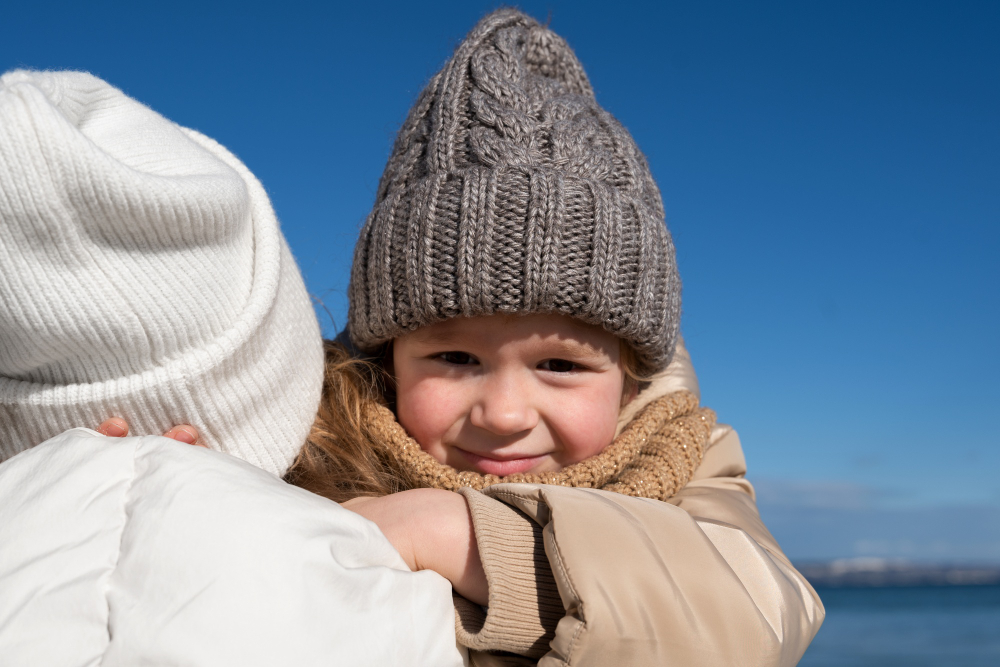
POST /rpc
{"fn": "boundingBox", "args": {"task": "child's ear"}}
[621,376,640,408]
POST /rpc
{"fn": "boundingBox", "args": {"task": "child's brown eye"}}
[440,351,476,365]
[540,359,578,373]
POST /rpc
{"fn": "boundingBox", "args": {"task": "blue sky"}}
[4,0,998,562]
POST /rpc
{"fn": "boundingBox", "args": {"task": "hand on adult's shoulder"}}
[342,489,489,605]
[95,418,204,446]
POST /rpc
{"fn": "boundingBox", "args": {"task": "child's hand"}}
[95,418,204,447]
[342,489,488,606]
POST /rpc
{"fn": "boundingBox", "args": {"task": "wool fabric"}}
[348,8,682,375]
[367,389,715,501]
[0,70,324,476]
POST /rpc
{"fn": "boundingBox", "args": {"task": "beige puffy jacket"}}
[453,340,825,666]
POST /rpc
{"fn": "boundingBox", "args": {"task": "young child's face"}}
[393,314,626,476]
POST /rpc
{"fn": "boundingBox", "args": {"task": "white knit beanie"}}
[0,70,324,476]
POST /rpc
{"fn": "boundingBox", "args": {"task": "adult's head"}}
[0,70,323,475]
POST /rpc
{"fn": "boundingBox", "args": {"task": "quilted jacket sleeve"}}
[456,424,825,667]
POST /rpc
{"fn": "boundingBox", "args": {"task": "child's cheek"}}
[550,385,621,464]
[395,378,465,458]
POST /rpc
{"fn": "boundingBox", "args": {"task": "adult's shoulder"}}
[0,429,466,667]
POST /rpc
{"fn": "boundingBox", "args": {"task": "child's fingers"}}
[95,419,205,448]
[97,417,129,438]
[163,424,205,447]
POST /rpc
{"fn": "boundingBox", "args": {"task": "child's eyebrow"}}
[541,339,610,361]
[409,330,610,360]
[408,329,468,347]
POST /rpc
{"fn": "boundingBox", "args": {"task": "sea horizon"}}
[797,560,1000,666]
[796,558,1000,589]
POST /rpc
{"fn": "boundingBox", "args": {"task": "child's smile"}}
[393,314,628,475]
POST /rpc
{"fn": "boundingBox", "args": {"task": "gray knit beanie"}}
[349,8,680,375]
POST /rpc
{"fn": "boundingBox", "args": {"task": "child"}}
[258,9,826,665]
[100,10,824,664]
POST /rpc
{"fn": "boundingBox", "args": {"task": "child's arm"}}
[451,424,825,666]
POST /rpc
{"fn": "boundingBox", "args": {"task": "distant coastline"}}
[797,558,1000,588]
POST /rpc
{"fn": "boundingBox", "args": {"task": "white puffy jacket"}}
[0,429,467,666]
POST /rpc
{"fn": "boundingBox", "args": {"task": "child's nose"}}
[470,379,539,436]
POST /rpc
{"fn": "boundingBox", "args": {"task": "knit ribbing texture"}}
[453,489,560,659]
[367,389,715,501]
[0,70,324,475]
[349,9,682,375]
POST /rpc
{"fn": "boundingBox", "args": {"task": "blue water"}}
[800,585,1000,666]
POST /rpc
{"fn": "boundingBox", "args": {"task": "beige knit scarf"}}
[366,389,716,501]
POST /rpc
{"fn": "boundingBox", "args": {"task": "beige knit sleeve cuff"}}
[454,487,564,659]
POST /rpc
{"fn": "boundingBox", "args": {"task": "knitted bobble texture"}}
[0,70,324,475]
[349,9,681,374]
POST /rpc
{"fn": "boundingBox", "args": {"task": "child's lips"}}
[456,449,549,476]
